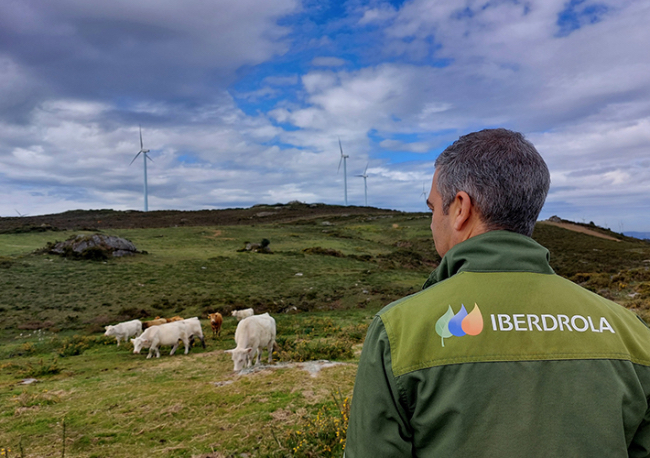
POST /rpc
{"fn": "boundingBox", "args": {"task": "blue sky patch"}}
[556,0,609,36]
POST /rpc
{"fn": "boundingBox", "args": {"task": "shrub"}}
[611,268,650,284]
[275,337,353,362]
[339,324,368,342]
[54,335,113,357]
[20,342,36,355]
[302,247,345,257]
[636,283,650,299]
[267,391,351,457]
[570,273,611,292]
[22,358,60,377]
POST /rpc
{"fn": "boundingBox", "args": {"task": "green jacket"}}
[345,231,650,457]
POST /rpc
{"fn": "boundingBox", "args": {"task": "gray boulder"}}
[49,234,140,259]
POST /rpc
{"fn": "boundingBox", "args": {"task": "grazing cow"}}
[131,321,189,359]
[208,313,223,337]
[225,313,276,371]
[104,319,142,346]
[183,317,205,348]
[143,318,167,328]
[166,316,184,322]
[231,308,254,321]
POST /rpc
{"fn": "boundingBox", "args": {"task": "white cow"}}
[104,319,143,346]
[130,321,190,359]
[183,317,205,348]
[231,308,254,321]
[225,313,276,371]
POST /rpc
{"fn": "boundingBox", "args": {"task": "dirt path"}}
[539,221,621,242]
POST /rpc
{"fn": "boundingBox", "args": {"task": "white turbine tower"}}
[130,125,153,212]
[337,138,349,206]
[356,162,369,206]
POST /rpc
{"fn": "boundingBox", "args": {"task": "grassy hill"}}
[1,205,649,457]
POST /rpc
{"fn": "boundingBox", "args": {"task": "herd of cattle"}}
[103,307,277,371]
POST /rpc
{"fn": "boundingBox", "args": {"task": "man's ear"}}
[452,191,473,231]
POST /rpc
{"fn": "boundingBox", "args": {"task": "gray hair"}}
[434,128,550,237]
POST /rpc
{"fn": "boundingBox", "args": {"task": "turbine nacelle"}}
[420,182,428,202]
[356,162,370,206]
[355,162,369,179]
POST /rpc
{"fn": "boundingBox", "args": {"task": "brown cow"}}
[166,316,184,323]
[208,313,223,337]
[143,318,167,328]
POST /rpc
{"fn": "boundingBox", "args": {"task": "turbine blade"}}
[337,156,342,173]
[146,153,154,162]
[339,138,344,157]
[139,125,144,150]
[364,162,369,175]
[130,151,142,165]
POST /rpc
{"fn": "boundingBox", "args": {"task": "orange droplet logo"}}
[461,303,483,336]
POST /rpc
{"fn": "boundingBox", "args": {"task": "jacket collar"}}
[423,230,554,289]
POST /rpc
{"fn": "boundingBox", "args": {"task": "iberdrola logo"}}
[435,303,483,347]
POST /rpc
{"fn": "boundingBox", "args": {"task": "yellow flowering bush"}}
[276,391,351,457]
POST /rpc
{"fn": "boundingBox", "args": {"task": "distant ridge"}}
[0,202,402,232]
[624,231,650,241]
[539,215,649,243]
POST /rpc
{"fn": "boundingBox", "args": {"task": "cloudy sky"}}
[1,0,649,232]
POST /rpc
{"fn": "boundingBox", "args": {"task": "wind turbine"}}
[356,162,369,206]
[420,182,428,203]
[337,138,349,206]
[130,125,153,212]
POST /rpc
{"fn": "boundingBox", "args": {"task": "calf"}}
[231,308,254,321]
[166,316,184,322]
[131,321,189,359]
[104,319,142,346]
[208,312,223,337]
[225,313,276,371]
[183,317,205,348]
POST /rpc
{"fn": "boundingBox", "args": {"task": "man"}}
[345,128,650,457]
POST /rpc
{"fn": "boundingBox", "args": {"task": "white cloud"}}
[358,5,396,25]
[1,0,650,232]
[379,139,430,153]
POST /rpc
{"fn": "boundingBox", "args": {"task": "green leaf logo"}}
[435,305,454,347]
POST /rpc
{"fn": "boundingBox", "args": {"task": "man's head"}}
[428,128,550,255]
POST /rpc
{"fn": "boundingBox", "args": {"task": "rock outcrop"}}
[47,234,141,259]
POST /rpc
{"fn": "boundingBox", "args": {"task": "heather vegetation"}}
[0,206,649,457]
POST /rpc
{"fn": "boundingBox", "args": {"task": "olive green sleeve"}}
[345,316,413,458]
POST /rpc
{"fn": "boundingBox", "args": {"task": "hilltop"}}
[0,202,400,232]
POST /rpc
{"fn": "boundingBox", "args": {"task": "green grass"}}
[1,213,650,456]
[0,311,372,457]
[0,215,435,338]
